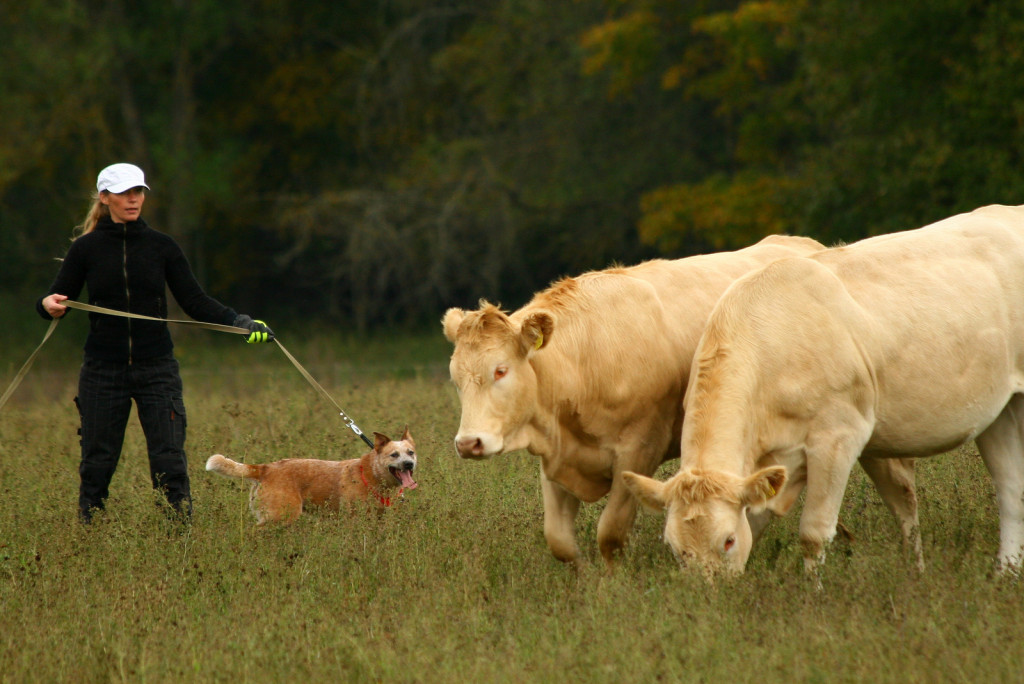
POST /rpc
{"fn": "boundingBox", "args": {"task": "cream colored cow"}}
[443,236,919,567]
[624,204,1024,575]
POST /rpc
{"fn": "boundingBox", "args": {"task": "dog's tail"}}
[205,454,263,480]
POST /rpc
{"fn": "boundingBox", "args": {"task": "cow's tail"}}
[205,454,263,481]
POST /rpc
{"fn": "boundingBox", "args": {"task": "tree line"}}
[3,0,1022,331]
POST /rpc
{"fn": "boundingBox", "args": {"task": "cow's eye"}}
[723,535,736,553]
[494,366,508,381]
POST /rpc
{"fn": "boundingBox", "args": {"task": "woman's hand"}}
[43,294,69,318]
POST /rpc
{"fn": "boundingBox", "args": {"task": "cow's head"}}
[443,301,553,459]
[622,466,786,574]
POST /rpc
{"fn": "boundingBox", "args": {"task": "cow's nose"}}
[455,435,484,458]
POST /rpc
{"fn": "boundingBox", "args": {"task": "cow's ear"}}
[442,308,466,343]
[520,311,554,355]
[741,466,787,507]
[622,471,669,512]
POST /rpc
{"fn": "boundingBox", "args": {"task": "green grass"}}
[1,330,1022,683]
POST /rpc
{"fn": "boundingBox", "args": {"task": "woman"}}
[37,162,273,522]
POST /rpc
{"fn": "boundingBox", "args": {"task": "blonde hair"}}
[73,191,110,238]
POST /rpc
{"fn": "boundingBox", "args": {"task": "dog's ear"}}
[400,425,413,445]
[372,432,390,452]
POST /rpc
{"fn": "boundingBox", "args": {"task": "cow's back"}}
[697,205,1024,459]
[519,235,824,419]
[621,235,824,355]
[818,205,1024,453]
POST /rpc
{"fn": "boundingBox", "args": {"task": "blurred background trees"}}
[3,0,1023,332]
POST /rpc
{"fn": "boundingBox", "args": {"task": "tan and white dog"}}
[206,427,418,525]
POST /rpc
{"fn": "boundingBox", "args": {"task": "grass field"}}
[1,325,1022,683]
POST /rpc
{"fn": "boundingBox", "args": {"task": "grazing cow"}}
[443,235,919,567]
[623,204,1024,575]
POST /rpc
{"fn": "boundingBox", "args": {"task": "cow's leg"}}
[800,426,869,574]
[596,479,640,569]
[859,456,923,571]
[540,467,582,565]
[975,394,1024,572]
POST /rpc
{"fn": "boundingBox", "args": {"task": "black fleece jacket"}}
[36,216,237,362]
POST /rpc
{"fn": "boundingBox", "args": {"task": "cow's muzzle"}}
[455,435,489,459]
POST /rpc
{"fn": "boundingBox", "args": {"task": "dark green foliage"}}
[4,0,1024,329]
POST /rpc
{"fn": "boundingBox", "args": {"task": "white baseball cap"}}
[96,163,150,194]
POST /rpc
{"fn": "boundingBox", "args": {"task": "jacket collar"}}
[96,215,148,236]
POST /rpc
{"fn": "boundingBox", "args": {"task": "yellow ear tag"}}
[766,484,776,497]
[533,333,544,350]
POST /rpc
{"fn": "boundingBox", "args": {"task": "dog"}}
[205,427,418,525]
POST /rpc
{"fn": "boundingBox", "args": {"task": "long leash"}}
[0,318,60,411]
[269,332,374,448]
[0,301,376,448]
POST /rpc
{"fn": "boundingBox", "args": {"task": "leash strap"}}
[271,337,374,448]
[0,318,60,411]
[62,300,251,334]
[1,301,377,448]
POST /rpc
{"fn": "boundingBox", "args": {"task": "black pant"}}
[75,354,191,519]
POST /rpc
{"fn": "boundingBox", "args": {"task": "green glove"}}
[233,315,275,343]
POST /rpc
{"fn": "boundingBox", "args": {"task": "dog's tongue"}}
[397,470,418,490]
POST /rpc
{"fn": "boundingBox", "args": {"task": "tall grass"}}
[1,330,1022,683]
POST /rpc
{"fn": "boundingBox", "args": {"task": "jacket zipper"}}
[123,223,132,364]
